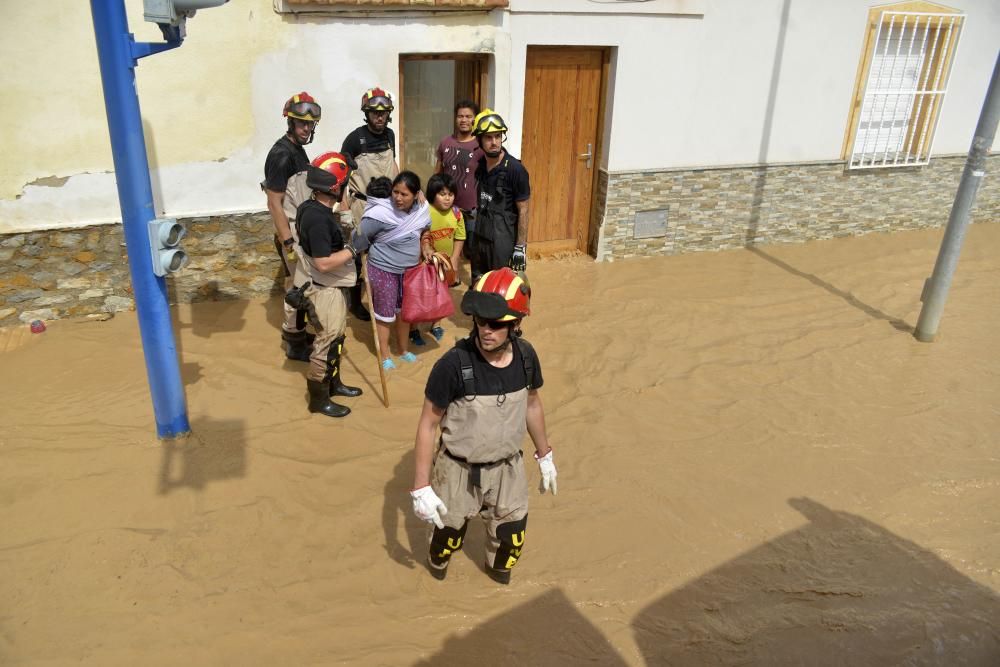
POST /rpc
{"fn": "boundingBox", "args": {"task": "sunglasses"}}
[288,102,321,118]
[474,316,508,330]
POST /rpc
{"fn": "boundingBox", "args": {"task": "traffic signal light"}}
[148,218,189,277]
[144,0,229,26]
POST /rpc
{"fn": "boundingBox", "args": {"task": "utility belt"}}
[441,446,521,489]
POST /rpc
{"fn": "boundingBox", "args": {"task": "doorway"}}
[521,47,608,256]
[399,53,488,186]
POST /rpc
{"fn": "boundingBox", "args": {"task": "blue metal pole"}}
[90,0,190,438]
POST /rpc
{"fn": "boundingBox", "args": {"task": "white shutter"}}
[849,12,963,169]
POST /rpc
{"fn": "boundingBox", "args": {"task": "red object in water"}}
[30,320,46,334]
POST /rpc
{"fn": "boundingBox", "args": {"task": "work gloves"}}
[509,244,527,272]
[411,485,448,529]
[535,450,557,495]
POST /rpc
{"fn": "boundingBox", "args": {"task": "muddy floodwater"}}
[2,224,999,666]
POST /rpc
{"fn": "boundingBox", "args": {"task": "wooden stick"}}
[363,257,390,407]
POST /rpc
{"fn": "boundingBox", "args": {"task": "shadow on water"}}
[168,281,250,386]
[413,588,629,667]
[748,247,915,333]
[744,0,790,248]
[632,498,1000,666]
[382,449,428,569]
[157,416,247,494]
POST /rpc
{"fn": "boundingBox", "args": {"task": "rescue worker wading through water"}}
[341,86,401,323]
[263,92,321,362]
[410,268,557,584]
[469,110,531,284]
[293,153,364,418]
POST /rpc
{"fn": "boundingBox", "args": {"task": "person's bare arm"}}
[413,399,446,489]
[265,189,293,242]
[525,389,550,458]
[515,198,530,246]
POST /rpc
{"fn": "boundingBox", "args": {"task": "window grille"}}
[848,11,964,169]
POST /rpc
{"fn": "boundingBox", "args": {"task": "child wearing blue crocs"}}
[410,174,465,347]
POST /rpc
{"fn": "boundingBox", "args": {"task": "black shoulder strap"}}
[514,338,535,389]
[455,340,476,397]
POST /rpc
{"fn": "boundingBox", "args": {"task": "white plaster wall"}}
[0,2,506,233]
[508,0,1000,172]
[2,1,996,233]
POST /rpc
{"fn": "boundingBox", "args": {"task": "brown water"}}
[2,224,999,665]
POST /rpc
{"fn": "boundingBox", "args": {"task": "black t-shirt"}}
[425,337,543,410]
[263,135,309,192]
[296,199,345,259]
[341,125,396,159]
[476,152,530,214]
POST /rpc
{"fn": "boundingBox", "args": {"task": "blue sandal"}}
[429,326,445,342]
[382,358,397,371]
[399,351,418,363]
[409,330,427,346]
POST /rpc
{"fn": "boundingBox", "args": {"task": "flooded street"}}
[2,224,999,665]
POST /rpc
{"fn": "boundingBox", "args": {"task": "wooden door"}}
[521,47,605,254]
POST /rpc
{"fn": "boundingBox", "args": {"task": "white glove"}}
[535,450,557,495]
[411,486,448,529]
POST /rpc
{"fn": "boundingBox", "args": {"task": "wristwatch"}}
[282,237,295,249]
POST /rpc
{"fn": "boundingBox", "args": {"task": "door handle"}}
[578,143,593,169]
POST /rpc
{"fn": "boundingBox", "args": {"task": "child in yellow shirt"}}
[410,174,465,345]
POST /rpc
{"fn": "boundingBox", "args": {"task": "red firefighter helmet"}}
[360,87,394,112]
[283,92,322,122]
[461,267,531,322]
[309,152,353,190]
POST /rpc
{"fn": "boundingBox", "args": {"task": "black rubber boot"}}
[485,562,511,585]
[426,556,448,581]
[282,330,311,362]
[348,283,371,322]
[307,379,350,418]
[328,335,362,398]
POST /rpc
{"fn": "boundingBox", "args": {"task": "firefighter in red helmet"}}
[291,152,363,418]
[411,268,557,584]
[263,92,322,361]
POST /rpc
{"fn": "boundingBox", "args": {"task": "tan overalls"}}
[347,149,399,228]
[429,372,531,573]
[295,200,357,382]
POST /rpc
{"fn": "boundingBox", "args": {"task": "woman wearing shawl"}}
[351,172,432,370]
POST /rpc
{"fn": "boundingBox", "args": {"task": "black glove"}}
[509,244,527,272]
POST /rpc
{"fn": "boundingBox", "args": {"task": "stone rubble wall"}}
[0,212,283,327]
[596,155,999,261]
[2,156,998,326]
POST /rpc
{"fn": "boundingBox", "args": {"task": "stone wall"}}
[595,155,1000,260]
[0,212,284,327]
[2,155,998,325]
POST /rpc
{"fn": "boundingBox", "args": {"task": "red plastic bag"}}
[402,263,454,323]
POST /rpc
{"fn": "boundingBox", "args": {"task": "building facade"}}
[0,0,997,323]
